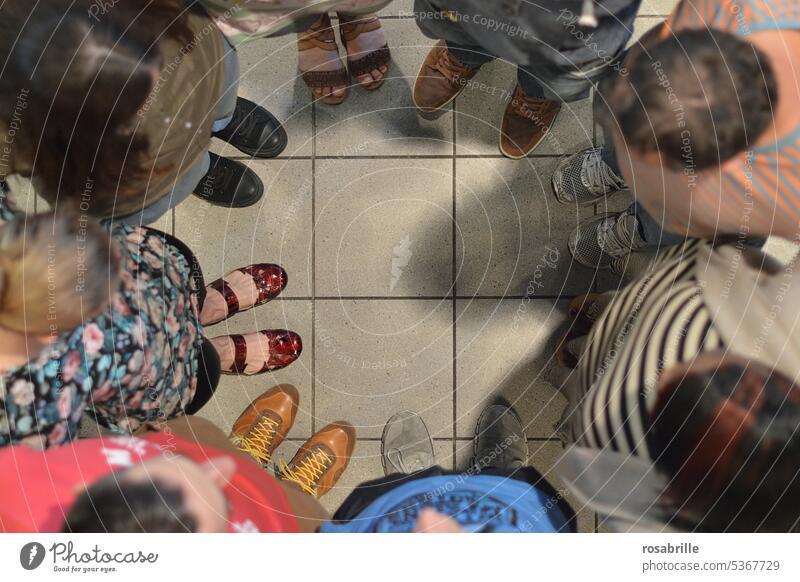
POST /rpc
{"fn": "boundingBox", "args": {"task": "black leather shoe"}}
[471,398,529,473]
[193,153,264,208]
[212,97,288,158]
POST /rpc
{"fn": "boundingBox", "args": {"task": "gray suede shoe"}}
[381,411,435,476]
[552,146,628,205]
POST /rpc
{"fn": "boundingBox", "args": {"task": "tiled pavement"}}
[27,0,780,530]
[180,3,684,529]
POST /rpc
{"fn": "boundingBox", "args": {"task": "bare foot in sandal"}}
[298,13,349,104]
[338,13,390,90]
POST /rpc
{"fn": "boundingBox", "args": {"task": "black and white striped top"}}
[576,240,724,461]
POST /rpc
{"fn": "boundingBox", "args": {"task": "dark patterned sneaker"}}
[552,147,628,205]
[569,211,646,269]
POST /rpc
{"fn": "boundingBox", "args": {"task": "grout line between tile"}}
[230,153,571,161]
[311,99,317,434]
[591,87,597,147]
[451,98,458,460]
[275,295,585,301]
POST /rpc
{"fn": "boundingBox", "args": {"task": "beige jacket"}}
[696,242,800,384]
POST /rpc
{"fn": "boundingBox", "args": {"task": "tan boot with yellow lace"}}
[229,384,299,466]
[278,422,356,498]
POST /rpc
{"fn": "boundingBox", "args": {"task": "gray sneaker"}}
[472,399,529,473]
[569,211,646,269]
[381,411,435,475]
[552,147,628,205]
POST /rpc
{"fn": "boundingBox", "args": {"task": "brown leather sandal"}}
[338,13,390,91]
[568,293,602,336]
[555,330,580,369]
[556,293,603,369]
[298,13,349,105]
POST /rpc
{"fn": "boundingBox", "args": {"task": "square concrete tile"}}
[631,16,664,44]
[175,159,312,297]
[455,299,568,438]
[315,18,454,156]
[455,439,596,533]
[196,300,314,439]
[315,158,452,297]
[455,61,595,157]
[378,0,415,17]
[766,236,800,265]
[455,157,596,296]
[640,0,679,15]
[233,34,314,158]
[314,299,453,438]
[276,439,454,515]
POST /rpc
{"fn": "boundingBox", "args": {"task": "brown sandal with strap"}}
[556,293,603,369]
[298,13,349,105]
[338,13,390,91]
[568,293,602,336]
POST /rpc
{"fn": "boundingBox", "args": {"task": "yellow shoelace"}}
[279,449,333,497]
[234,417,280,465]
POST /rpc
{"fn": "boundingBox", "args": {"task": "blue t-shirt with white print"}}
[320,475,570,533]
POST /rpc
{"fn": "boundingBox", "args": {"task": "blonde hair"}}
[0,211,120,335]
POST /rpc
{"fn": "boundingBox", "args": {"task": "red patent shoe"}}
[203,264,287,325]
[211,330,302,375]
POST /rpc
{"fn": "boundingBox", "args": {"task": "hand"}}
[413,508,464,533]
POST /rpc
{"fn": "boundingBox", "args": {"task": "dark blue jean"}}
[446,41,549,99]
[445,40,602,102]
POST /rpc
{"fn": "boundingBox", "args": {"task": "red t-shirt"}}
[0,433,299,533]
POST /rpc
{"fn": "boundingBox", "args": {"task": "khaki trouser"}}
[136,416,329,532]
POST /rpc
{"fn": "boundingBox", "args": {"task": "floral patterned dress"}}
[0,190,203,449]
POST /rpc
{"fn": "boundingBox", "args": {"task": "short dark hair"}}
[649,362,800,532]
[597,27,777,170]
[63,475,198,533]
